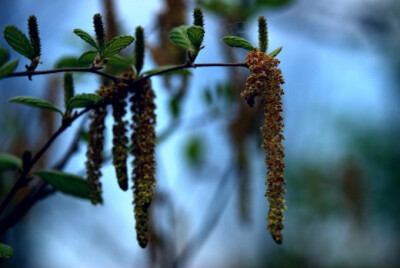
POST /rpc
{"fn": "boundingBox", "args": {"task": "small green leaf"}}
[54,56,79,68]
[203,88,213,106]
[0,47,10,66]
[222,36,254,51]
[4,26,35,60]
[106,55,132,69]
[101,35,135,58]
[169,26,192,50]
[0,60,19,79]
[143,65,192,76]
[187,25,205,49]
[8,96,63,116]
[269,46,283,58]
[0,243,14,259]
[0,153,22,172]
[78,50,97,66]
[68,93,103,109]
[184,136,204,167]
[169,94,181,118]
[73,29,98,49]
[34,170,91,200]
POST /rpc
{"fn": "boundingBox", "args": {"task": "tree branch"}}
[3,62,248,84]
[5,66,120,82]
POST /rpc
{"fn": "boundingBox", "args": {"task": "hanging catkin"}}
[130,78,156,248]
[86,88,108,205]
[243,49,286,244]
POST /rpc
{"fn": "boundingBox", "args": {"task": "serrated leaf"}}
[101,35,135,58]
[68,93,103,109]
[143,65,192,76]
[169,26,192,50]
[4,26,35,60]
[187,25,205,49]
[106,55,132,68]
[78,50,97,66]
[269,46,283,58]
[222,36,254,51]
[8,96,63,116]
[34,170,91,200]
[0,243,14,259]
[0,60,18,79]
[0,47,10,67]
[73,29,98,49]
[0,153,22,172]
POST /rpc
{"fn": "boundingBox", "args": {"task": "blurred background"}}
[1,0,400,267]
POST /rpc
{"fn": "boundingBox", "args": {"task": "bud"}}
[134,27,145,74]
[93,13,106,50]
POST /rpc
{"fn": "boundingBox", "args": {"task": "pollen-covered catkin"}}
[130,78,156,248]
[111,82,129,191]
[243,49,286,244]
[85,87,108,205]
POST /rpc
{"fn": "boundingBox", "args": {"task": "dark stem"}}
[0,112,88,216]
[5,67,119,82]
[135,62,247,84]
[4,63,248,84]
[0,117,89,235]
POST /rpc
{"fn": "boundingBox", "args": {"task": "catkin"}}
[243,49,286,244]
[111,83,129,191]
[130,78,157,248]
[86,87,108,205]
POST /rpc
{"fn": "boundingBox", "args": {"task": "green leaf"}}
[0,47,10,67]
[0,243,14,259]
[4,26,35,60]
[222,36,254,51]
[73,29,98,49]
[0,153,21,172]
[34,170,91,200]
[269,46,283,58]
[184,136,204,167]
[78,50,97,66]
[106,55,132,69]
[8,96,63,116]
[101,35,135,58]
[54,56,79,68]
[68,93,103,109]
[143,65,192,76]
[169,94,181,118]
[0,60,18,79]
[187,25,205,49]
[169,26,192,50]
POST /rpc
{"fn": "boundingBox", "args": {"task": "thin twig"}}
[5,66,119,82]
[135,62,247,84]
[3,63,248,85]
[0,117,89,234]
[0,112,88,216]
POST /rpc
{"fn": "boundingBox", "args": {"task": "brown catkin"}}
[111,82,129,191]
[243,49,286,244]
[86,87,108,205]
[130,78,157,248]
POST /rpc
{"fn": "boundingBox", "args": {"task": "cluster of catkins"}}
[85,19,156,248]
[241,16,286,244]
[85,79,156,248]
